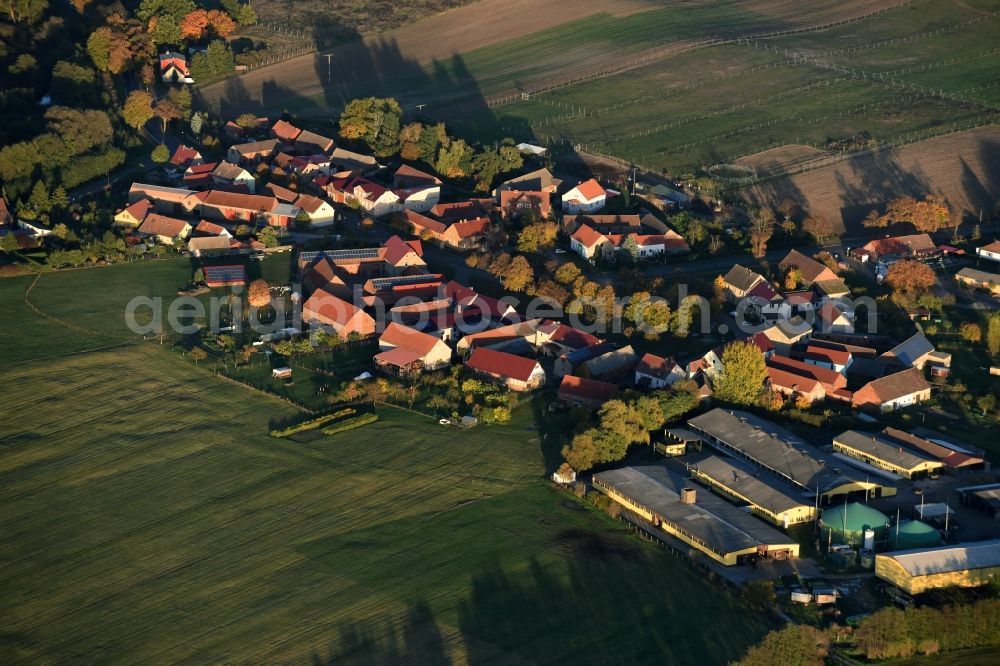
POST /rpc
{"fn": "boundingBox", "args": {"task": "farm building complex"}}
[594,466,800,566]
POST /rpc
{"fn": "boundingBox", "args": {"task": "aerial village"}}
[68,103,1000,616]
[4,71,1000,627]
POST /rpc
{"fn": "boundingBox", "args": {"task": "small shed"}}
[271,366,292,379]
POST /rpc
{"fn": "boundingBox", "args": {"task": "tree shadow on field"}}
[963,136,1000,226]
[834,150,933,236]
[309,599,450,666]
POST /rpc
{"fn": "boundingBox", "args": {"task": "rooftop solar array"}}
[203,264,247,284]
[299,248,382,266]
[368,274,441,291]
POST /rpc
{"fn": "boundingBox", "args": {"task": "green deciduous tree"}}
[988,313,1000,357]
[338,97,402,157]
[714,340,767,406]
[516,222,558,254]
[151,143,170,163]
[501,255,534,292]
[123,90,154,132]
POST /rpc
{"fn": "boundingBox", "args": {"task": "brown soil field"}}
[743,126,1000,234]
[199,0,910,118]
[736,145,830,178]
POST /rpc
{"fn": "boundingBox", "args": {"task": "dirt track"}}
[199,0,911,117]
[743,126,1000,233]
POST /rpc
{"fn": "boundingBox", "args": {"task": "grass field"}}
[448,0,1000,174]
[0,264,773,663]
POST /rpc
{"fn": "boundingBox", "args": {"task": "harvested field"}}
[199,0,910,117]
[743,125,1000,234]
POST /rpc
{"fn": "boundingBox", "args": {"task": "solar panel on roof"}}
[203,265,247,283]
[326,247,381,260]
[299,248,381,264]
[369,274,440,290]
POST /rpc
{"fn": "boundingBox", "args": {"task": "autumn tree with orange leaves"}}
[863,195,952,233]
[180,9,235,40]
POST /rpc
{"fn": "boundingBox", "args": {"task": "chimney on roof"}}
[680,487,697,504]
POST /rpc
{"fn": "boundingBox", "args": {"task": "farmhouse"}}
[493,167,562,198]
[766,364,825,405]
[561,178,607,214]
[779,249,837,286]
[128,183,198,216]
[582,345,638,380]
[499,190,551,220]
[593,465,800,566]
[768,356,847,395]
[294,194,336,226]
[634,353,685,389]
[376,322,452,373]
[798,344,852,374]
[955,267,1000,295]
[196,190,300,228]
[227,138,280,165]
[169,144,203,171]
[852,367,931,412]
[270,119,302,143]
[114,199,154,226]
[881,331,950,370]
[553,342,615,378]
[721,264,766,300]
[815,301,854,333]
[562,214,641,235]
[557,375,618,409]
[211,162,256,193]
[832,430,944,479]
[431,200,493,221]
[182,162,217,188]
[691,455,818,527]
[391,166,441,212]
[136,213,191,244]
[328,147,379,175]
[875,540,1000,595]
[760,320,811,354]
[302,289,376,339]
[456,319,546,353]
[687,408,893,504]
[851,234,938,264]
[323,176,402,217]
[188,235,234,257]
[976,240,1000,263]
[159,51,189,82]
[294,129,335,155]
[465,347,545,391]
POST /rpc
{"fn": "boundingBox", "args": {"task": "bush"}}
[270,407,356,437]
[321,413,379,435]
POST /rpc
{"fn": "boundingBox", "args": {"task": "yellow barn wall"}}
[876,557,1000,594]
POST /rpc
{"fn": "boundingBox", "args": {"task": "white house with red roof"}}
[634,353,685,389]
[561,178,607,214]
[293,193,335,226]
[570,224,688,262]
[322,176,402,217]
[976,240,1000,264]
[466,347,545,391]
[169,145,203,171]
[159,52,190,82]
[800,344,852,374]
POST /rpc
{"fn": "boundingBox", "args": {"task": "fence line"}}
[484,0,918,109]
